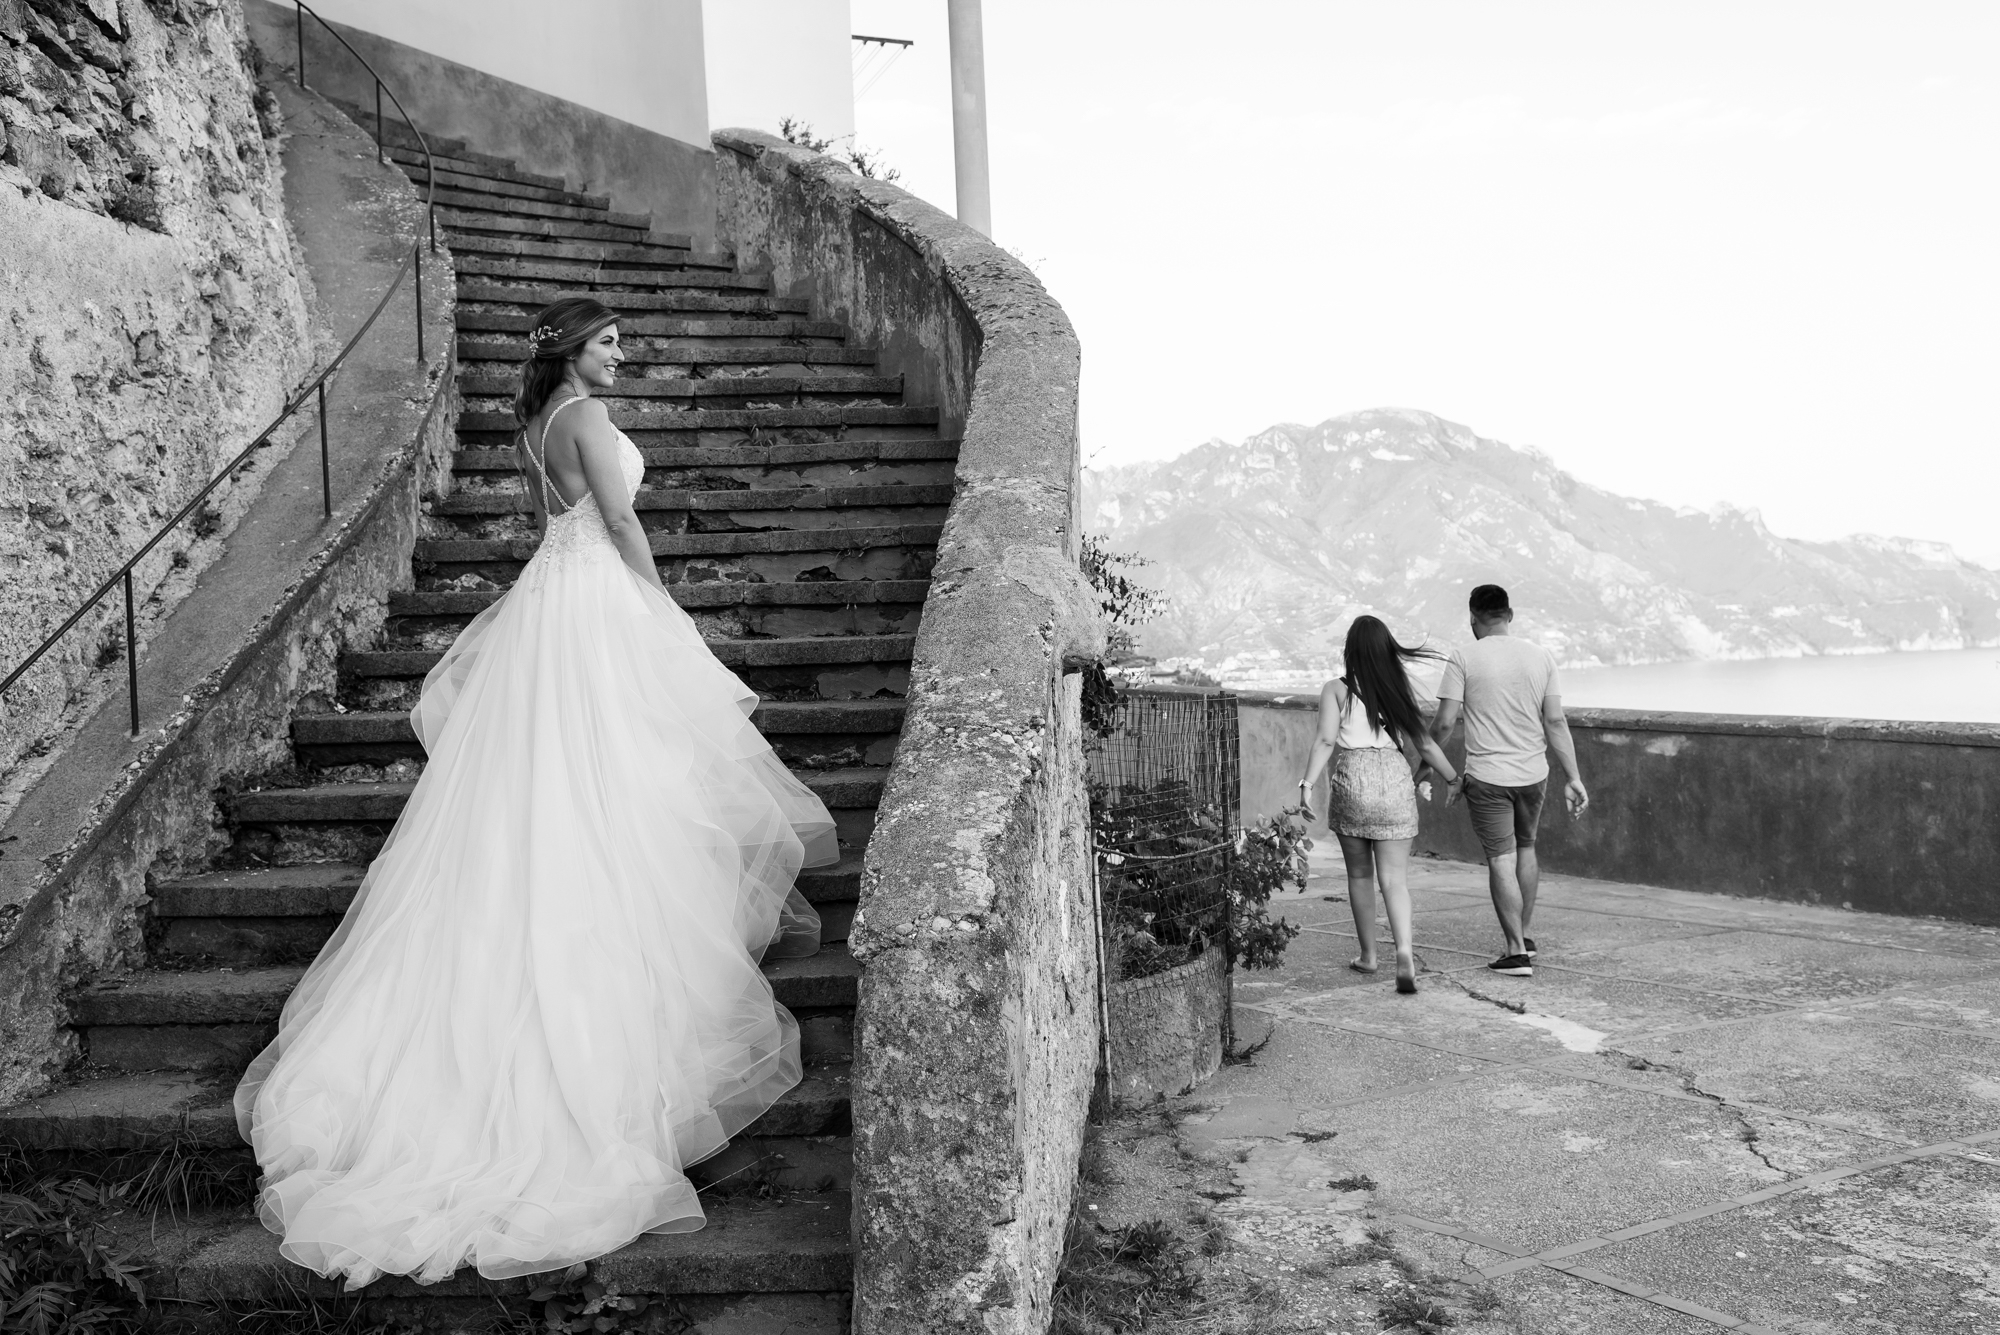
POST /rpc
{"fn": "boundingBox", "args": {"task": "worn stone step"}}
[450,441,955,473]
[417,525,942,565]
[292,703,906,772]
[152,849,866,921]
[384,144,568,193]
[455,339,874,367]
[432,187,647,230]
[444,231,735,270]
[440,207,670,246]
[455,309,845,340]
[388,151,582,202]
[152,857,866,963]
[124,1194,852,1306]
[386,587,924,651]
[216,772,883,864]
[456,378,898,408]
[389,580,931,617]
[74,942,861,1033]
[0,1059,854,1155]
[457,412,940,441]
[434,482,950,518]
[343,638,916,686]
[324,100,474,161]
[221,768,888,829]
[457,283,808,317]
[295,701,906,751]
[453,252,770,291]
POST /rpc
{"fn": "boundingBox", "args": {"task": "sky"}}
[844,1,2000,566]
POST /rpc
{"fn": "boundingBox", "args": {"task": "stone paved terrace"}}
[1190,848,2000,1332]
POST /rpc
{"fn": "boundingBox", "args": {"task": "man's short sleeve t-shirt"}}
[1436,637,1561,787]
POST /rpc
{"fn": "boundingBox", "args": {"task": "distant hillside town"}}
[1084,409,2000,690]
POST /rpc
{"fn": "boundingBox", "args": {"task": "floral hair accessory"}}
[527,325,559,357]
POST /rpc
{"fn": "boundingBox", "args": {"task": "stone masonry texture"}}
[0,71,454,1104]
[715,129,1106,1334]
[0,0,312,773]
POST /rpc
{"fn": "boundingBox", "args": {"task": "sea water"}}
[1556,646,2000,724]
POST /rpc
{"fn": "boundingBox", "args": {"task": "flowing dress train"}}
[233,409,838,1286]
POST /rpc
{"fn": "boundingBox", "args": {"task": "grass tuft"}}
[1378,1286,1457,1334]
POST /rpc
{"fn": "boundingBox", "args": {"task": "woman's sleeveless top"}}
[1337,681,1398,750]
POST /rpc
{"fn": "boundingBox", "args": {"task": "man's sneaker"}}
[1524,937,1538,958]
[1487,954,1534,977]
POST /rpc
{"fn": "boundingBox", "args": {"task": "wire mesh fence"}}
[1088,688,1239,980]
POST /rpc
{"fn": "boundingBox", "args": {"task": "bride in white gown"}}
[234,297,839,1287]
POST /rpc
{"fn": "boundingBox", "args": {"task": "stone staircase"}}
[0,111,952,1331]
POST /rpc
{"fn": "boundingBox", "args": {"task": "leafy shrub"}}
[1079,535,1165,739]
[0,1178,149,1335]
[1227,809,1308,970]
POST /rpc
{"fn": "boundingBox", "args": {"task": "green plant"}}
[161,1271,394,1335]
[1226,809,1307,970]
[525,1266,686,1335]
[1050,1213,1203,1334]
[1379,1287,1457,1334]
[1079,534,1166,739]
[777,118,902,183]
[0,1178,149,1335]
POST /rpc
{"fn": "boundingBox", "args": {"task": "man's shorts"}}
[1464,776,1547,858]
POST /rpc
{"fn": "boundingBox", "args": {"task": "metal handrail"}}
[0,1,438,738]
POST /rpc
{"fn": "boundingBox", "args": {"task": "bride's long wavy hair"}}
[512,296,621,429]
[1342,615,1443,744]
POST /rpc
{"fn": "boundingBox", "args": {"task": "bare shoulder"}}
[560,396,612,432]
[1319,678,1347,707]
[549,395,614,448]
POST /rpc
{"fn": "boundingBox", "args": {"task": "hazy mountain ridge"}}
[1083,409,2000,683]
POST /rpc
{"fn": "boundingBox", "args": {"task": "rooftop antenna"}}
[851,33,913,101]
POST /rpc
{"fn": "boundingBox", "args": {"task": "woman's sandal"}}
[1395,957,1418,994]
[1349,958,1379,975]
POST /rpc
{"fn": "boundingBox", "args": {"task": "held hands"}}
[1565,778,1590,817]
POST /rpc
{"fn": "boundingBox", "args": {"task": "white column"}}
[946,0,992,236]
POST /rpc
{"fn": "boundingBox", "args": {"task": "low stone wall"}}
[1,0,315,775]
[714,130,1102,1335]
[0,76,456,1104]
[1107,948,1228,1103]
[1234,689,2000,925]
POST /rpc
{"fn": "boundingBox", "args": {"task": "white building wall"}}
[268,0,710,146]
[703,0,854,143]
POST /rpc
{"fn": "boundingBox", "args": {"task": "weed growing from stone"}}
[1377,1286,1457,1333]
[1328,1173,1377,1192]
[1051,1214,1206,1334]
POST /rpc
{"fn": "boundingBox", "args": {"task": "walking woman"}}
[1298,616,1462,994]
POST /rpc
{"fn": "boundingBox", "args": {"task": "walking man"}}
[1429,584,1588,977]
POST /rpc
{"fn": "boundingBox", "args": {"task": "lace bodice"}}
[519,400,644,585]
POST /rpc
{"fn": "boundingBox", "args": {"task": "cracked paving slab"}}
[1588,1153,2000,1331]
[1612,1011,2000,1145]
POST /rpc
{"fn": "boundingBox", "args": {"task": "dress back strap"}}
[527,395,586,516]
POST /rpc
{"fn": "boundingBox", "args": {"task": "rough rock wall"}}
[714,129,1105,1335]
[0,0,312,773]
[0,71,455,1103]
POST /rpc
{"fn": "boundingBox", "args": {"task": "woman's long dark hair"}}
[1342,615,1443,744]
[512,296,621,428]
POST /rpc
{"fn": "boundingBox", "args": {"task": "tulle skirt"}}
[233,539,839,1288]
